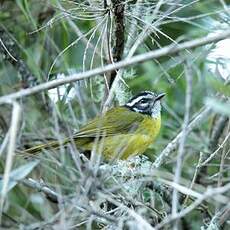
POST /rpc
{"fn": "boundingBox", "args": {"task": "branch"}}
[22,178,60,203]
[0,27,51,113]
[196,115,229,183]
[217,204,230,227]
[153,107,212,168]
[0,102,21,210]
[209,116,229,151]
[108,0,125,87]
[0,28,37,88]
[200,132,230,167]
[155,182,230,229]
[171,61,193,229]
[1,30,230,104]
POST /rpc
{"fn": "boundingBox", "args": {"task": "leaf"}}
[205,98,230,116]
[0,161,39,193]
[208,78,230,96]
[16,0,37,28]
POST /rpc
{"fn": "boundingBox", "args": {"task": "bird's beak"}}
[155,93,166,101]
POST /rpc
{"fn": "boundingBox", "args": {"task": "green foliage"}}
[206,98,230,116]
[208,78,230,97]
[0,161,39,193]
[0,0,229,229]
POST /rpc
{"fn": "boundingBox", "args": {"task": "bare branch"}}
[171,61,193,229]
[209,116,229,152]
[153,107,212,168]
[200,132,230,167]
[108,0,125,87]
[22,178,60,203]
[0,28,37,88]
[155,182,230,229]
[0,30,230,104]
[0,101,21,211]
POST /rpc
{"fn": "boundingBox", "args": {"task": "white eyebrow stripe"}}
[126,95,152,107]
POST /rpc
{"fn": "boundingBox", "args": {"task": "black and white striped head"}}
[125,91,165,118]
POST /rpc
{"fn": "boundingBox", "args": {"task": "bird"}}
[25,91,165,160]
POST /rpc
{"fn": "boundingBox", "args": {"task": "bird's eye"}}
[140,99,147,103]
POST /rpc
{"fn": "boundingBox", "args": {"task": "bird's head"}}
[125,91,165,118]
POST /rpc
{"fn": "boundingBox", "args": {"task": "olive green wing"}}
[73,107,144,138]
[25,107,144,154]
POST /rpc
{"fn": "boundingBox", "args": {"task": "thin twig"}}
[216,122,230,213]
[1,30,230,104]
[0,28,37,88]
[209,116,229,152]
[124,0,144,54]
[200,132,230,167]
[171,61,192,229]
[100,193,155,230]
[217,204,230,227]
[153,107,212,168]
[22,178,60,203]
[183,152,204,205]
[63,9,107,61]
[0,38,17,62]
[0,101,21,215]
[155,182,230,229]
[0,131,9,157]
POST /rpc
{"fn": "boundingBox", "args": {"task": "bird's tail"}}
[25,139,69,155]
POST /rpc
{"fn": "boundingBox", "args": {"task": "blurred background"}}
[0,0,229,229]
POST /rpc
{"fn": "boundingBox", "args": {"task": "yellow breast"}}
[86,116,161,160]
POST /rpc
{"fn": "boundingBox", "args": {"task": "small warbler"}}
[26,91,165,160]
